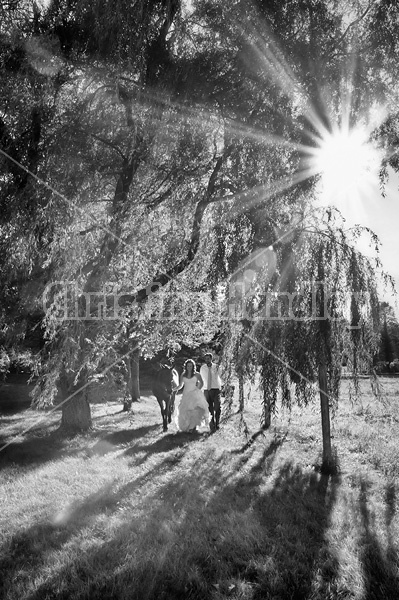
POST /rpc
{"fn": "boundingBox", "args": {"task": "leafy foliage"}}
[222,208,381,426]
[2,0,399,439]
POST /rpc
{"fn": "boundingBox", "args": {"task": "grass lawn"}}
[1,377,399,599]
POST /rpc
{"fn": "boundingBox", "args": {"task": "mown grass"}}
[1,378,399,599]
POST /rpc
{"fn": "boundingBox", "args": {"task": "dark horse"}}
[152,365,179,432]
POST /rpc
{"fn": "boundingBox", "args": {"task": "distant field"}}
[1,377,399,599]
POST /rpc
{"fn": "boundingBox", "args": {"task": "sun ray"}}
[224,119,305,152]
[214,162,320,218]
[82,12,388,248]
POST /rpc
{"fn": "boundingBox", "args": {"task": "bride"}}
[174,359,209,433]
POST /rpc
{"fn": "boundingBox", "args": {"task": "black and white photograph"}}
[1,1,399,598]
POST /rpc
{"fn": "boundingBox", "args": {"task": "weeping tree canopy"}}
[223,209,381,397]
[1,0,399,438]
[218,205,386,473]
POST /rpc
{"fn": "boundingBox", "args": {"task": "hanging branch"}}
[118,148,232,306]
[80,133,147,286]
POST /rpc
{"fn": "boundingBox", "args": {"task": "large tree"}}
[3,0,236,429]
[2,0,399,442]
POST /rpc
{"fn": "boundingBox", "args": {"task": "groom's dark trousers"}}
[204,388,221,430]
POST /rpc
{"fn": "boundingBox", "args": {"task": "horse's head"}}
[158,366,178,395]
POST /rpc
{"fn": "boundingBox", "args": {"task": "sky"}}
[368,171,399,312]
[311,125,399,316]
[343,167,399,315]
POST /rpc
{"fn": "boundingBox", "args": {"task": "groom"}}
[200,352,222,432]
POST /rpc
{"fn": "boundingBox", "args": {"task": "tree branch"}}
[144,186,174,212]
[79,225,101,236]
[80,136,148,286]
[118,148,232,306]
[334,1,373,49]
[91,134,126,160]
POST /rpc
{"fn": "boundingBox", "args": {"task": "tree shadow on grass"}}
[0,422,160,469]
[12,435,341,600]
[358,478,399,600]
[0,445,188,600]
[230,428,288,455]
[249,463,340,599]
[0,428,72,470]
[88,424,160,456]
[122,429,211,463]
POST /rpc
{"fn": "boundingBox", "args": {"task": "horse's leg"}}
[165,397,171,425]
[167,393,175,423]
[162,401,167,431]
[157,398,168,432]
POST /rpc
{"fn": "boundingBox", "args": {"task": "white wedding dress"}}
[176,375,209,432]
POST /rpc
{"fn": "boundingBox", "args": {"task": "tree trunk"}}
[261,371,272,430]
[316,253,336,474]
[124,348,140,410]
[263,395,272,430]
[59,368,92,432]
[60,370,92,433]
[318,359,334,473]
[61,392,92,432]
[238,373,245,412]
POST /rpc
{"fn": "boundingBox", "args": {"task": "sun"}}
[312,124,382,217]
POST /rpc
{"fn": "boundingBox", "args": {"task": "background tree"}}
[376,302,399,369]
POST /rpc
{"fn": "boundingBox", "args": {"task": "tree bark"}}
[59,368,92,432]
[61,392,92,432]
[318,358,333,473]
[238,373,244,413]
[316,250,336,474]
[262,393,272,430]
[124,348,141,410]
